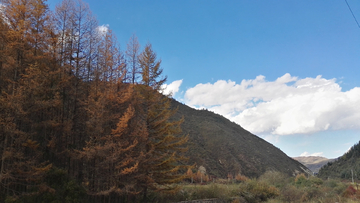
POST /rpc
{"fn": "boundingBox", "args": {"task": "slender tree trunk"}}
[142,186,148,203]
[0,134,8,183]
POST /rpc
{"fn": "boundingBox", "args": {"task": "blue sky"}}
[47,0,360,159]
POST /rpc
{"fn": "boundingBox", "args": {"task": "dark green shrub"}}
[5,167,86,203]
[309,176,323,186]
[324,179,339,188]
[42,167,86,203]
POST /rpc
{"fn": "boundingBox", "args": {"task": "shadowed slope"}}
[170,99,308,178]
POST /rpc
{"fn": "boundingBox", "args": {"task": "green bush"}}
[239,179,279,203]
[324,179,339,188]
[294,174,311,187]
[258,171,288,188]
[308,176,323,186]
[321,178,347,198]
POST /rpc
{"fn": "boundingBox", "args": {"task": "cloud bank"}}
[184,73,360,135]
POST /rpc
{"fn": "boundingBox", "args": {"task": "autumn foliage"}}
[0,0,188,201]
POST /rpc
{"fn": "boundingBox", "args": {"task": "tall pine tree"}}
[135,43,188,199]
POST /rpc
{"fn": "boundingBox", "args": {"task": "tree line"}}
[319,141,360,181]
[0,0,188,202]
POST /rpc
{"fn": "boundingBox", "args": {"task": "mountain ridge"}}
[170,99,309,178]
[293,156,336,173]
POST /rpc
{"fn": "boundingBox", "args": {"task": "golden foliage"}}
[0,0,188,201]
[235,174,249,182]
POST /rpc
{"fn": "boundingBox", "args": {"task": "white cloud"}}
[300,151,324,157]
[162,79,183,97]
[97,24,109,35]
[261,134,280,144]
[184,73,360,135]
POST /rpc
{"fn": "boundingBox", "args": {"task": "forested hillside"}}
[319,141,360,181]
[0,0,187,202]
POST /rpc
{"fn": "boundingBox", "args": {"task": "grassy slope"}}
[171,99,309,178]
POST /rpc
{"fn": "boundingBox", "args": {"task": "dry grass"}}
[149,172,360,203]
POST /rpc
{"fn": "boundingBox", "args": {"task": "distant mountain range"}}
[293,156,335,173]
[170,99,309,178]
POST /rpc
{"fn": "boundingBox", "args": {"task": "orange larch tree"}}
[0,0,189,201]
[79,28,145,200]
[135,43,188,200]
[0,0,54,198]
[52,0,99,178]
[125,33,141,84]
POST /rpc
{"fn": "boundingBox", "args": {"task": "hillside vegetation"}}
[1,0,321,202]
[170,99,309,178]
[155,171,360,203]
[319,141,360,181]
[0,0,188,201]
